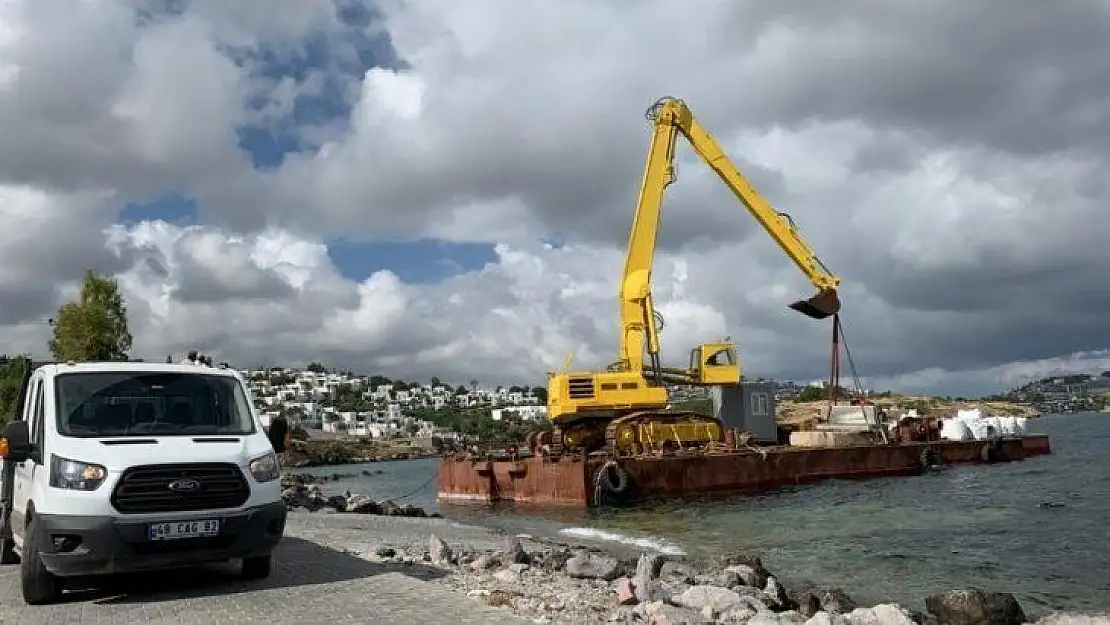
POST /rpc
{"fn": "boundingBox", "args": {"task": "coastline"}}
[280,437,440,467]
[280,474,1106,624]
[283,509,1106,625]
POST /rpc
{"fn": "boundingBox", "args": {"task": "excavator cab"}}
[788,288,841,320]
[688,342,741,385]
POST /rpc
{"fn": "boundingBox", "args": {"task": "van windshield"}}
[54,371,256,437]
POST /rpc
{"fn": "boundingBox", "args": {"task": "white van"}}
[0,359,286,604]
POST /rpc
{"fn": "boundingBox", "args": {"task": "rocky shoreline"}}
[280,438,439,467]
[280,475,1103,624]
[426,534,1040,624]
[281,472,438,517]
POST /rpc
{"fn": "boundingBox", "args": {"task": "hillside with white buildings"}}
[239,366,550,440]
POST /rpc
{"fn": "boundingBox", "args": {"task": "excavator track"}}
[605,411,725,457]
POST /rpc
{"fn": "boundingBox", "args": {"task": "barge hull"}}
[437,435,1052,508]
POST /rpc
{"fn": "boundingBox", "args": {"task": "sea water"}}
[304,412,1110,618]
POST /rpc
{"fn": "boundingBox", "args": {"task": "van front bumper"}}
[34,502,287,577]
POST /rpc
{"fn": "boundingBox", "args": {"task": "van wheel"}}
[241,555,271,580]
[1,537,20,565]
[21,519,63,604]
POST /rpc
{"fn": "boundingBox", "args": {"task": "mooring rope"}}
[381,473,437,504]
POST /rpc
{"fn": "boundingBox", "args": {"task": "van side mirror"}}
[0,421,31,464]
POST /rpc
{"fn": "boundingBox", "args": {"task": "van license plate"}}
[148,520,220,541]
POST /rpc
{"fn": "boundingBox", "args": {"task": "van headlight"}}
[248,452,280,482]
[50,455,107,491]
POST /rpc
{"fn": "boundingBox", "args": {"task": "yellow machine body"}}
[546,97,841,455]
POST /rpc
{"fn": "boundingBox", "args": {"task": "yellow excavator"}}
[543,97,841,456]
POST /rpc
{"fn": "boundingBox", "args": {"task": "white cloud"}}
[0,1,1108,396]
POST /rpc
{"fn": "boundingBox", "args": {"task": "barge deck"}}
[437,435,1052,508]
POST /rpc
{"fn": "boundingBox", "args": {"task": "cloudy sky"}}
[1,0,1108,397]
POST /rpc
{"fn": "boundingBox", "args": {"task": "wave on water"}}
[558,526,686,556]
[1033,613,1110,624]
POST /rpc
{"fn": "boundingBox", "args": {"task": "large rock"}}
[673,585,748,615]
[617,578,637,605]
[844,604,917,625]
[718,603,761,623]
[660,561,698,585]
[428,534,453,566]
[748,610,807,624]
[500,536,530,565]
[715,552,771,587]
[791,585,857,617]
[565,552,622,581]
[345,494,381,514]
[378,501,403,516]
[634,577,674,605]
[533,546,574,573]
[805,612,849,625]
[727,564,766,588]
[925,588,1026,625]
[694,570,735,587]
[646,603,713,625]
[763,576,791,611]
[636,552,668,579]
[399,504,427,517]
[634,552,670,603]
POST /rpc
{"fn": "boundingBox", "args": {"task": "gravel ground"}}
[287,509,517,554]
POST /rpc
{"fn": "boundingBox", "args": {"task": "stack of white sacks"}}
[938,408,1028,441]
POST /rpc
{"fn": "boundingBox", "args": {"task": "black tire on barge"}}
[592,460,631,505]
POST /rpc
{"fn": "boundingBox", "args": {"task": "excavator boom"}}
[618,97,841,374]
[644,96,840,320]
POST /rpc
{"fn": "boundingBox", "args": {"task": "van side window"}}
[21,378,37,424]
[33,379,45,461]
[24,378,45,463]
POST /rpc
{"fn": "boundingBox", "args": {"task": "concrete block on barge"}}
[788,430,875,448]
[436,434,1052,508]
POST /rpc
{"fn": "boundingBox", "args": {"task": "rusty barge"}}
[437,432,1052,508]
[439,381,1053,508]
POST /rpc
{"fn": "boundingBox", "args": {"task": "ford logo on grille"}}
[168,478,201,493]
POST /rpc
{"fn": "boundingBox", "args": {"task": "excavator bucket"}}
[788,288,840,320]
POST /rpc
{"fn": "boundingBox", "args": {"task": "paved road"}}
[0,517,530,624]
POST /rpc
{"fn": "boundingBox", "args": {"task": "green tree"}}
[796,385,854,402]
[531,386,548,404]
[0,354,31,425]
[306,361,327,373]
[48,270,133,362]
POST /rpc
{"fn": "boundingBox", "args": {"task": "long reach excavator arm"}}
[544,96,842,447]
[618,96,841,383]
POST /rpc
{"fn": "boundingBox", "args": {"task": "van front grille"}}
[110,463,250,514]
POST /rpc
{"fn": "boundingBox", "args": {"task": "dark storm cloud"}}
[725,1,1110,157]
[0,283,56,325]
[173,255,295,303]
